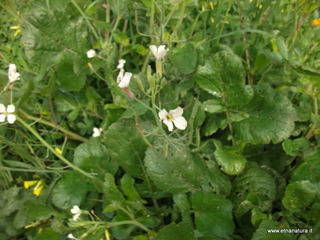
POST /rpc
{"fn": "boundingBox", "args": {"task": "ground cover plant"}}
[0,0,320,239]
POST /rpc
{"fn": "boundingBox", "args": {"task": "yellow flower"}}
[33,180,45,196]
[55,147,63,154]
[23,180,45,196]
[10,25,21,37]
[23,180,38,189]
[311,19,320,27]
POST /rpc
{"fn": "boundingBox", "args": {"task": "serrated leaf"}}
[195,50,253,106]
[192,191,234,239]
[154,222,196,240]
[252,219,292,240]
[231,164,276,216]
[13,199,56,229]
[233,85,296,144]
[169,43,197,75]
[282,137,311,156]
[74,139,118,177]
[105,119,153,178]
[52,172,91,209]
[144,139,202,193]
[282,180,316,210]
[213,140,247,175]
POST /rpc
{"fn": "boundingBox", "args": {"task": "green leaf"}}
[74,139,118,177]
[233,85,296,144]
[202,113,228,136]
[154,222,196,240]
[291,148,320,190]
[55,55,86,91]
[282,180,316,210]
[252,219,292,240]
[192,191,234,239]
[173,193,192,224]
[105,119,153,178]
[13,199,56,229]
[195,50,253,106]
[103,173,126,204]
[213,140,247,175]
[202,100,225,113]
[35,228,60,240]
[144,139,202,193]
[169,43,197,75]
[120,174,144,202]
[282,137,311,156]
[276,37,288,61]
[231,164,276,216]
[51,172,91,209]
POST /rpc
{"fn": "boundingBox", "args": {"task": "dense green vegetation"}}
[0,0,320,239]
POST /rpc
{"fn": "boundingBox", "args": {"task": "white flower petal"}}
[8,64,20,83]
[93,127,102,137]
[117,69,124,83]
[118,72,132,88]
[86,49,96,58]
[73,213,81,221]
[71,205,81,214]
[172,116,187,130]
[9,64,16,72]
[67,233,77,240]
[163,119,174,132]
[7,114,16,124]
[149,45,158,58]
[7,104,15,113]
[157,45,168,59]
[0,114,6,122]
[170,107,183,118]
[158,109,168,120]
[117,59,126,69]
[0,104,5,113]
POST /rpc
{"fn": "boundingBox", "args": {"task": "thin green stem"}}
[17,116,93,179]
[19,110,88,142]
[70,0,99,40]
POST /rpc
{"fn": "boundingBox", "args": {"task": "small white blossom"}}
[70,205,82,221]
[149,45,169,60]
[93,127,103,137]
[117,59,126,69]
[8,64,20,83]
[0,104,16,124]
[86,49,96,58]
[67,233,78,240]
[117,69,132,88]
[158,107,187,132]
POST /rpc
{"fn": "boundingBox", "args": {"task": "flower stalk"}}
[17,116,93,179]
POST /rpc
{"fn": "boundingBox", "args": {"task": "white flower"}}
[86,49,96,58]
[117,59,126,69]
[70,205,82,221]
[117,69,132,88]
[8,64,20,83]
[0,104,16,124]
[158,107,187,132]
[67,233,78,240]
[149,45,169,60]
[93,127,103,137]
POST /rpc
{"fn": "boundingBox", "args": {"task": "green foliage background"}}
[0,0,320,239]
